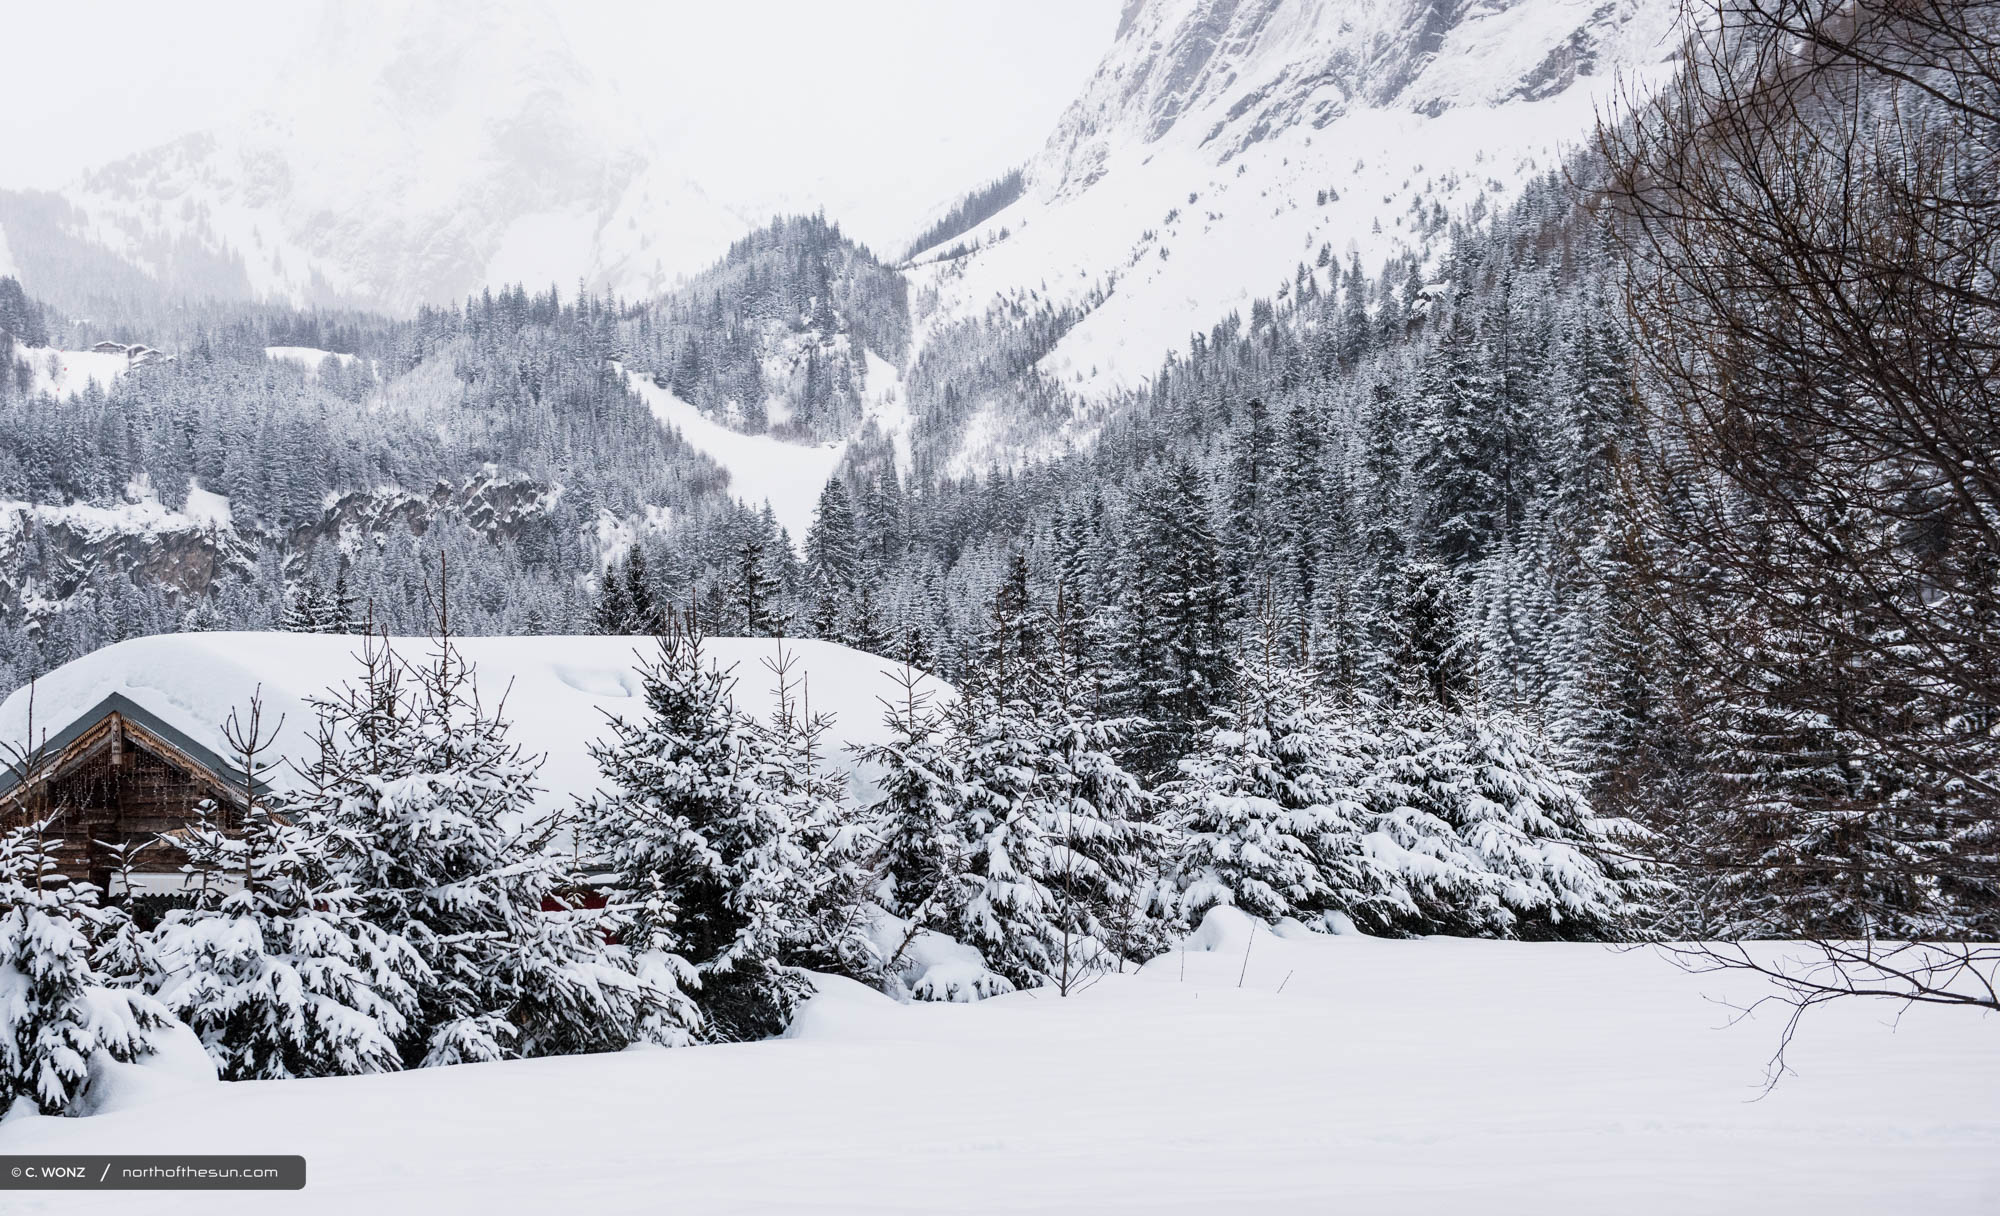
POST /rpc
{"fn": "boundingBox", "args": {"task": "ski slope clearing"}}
[6,911,1993,1214]
[621,363,846,543]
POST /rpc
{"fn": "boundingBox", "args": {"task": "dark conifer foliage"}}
[903,169,1025,262]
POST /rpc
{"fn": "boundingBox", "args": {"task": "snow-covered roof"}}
[0,633,941,811]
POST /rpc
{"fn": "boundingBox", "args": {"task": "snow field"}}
[5,343,131,401]
[4,909,1994,1214]
[264,347,361,377]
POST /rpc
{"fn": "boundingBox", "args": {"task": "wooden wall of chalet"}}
[3,713,240,893]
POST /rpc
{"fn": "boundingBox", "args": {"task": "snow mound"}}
[782,972,903,1040]
[854,906,1015,1004]
[0,633,940,814]
[79,1020,218,1118]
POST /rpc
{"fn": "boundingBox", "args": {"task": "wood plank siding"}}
[2,704,249,893]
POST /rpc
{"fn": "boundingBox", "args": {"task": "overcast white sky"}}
[0,0,1122,248]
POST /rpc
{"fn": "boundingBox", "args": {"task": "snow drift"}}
[0,633,943,812]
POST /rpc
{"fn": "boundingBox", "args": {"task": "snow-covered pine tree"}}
[149,689,426,1080]
[1038,591,1164,984]
[954,697,1062,987]
[622,544,668,635]
[1162,634,1350,928]
[752,643,872,980]
[732,532,785,638]
[594,550,634,635]
[951,558,1070,987]
[1349,714,1498,935]
[89,839,159,988]
[1445,711,1653,940]
[1105,461,1235,780]
[314,615,670,1066]
[1389,557,1469,713]
[856,663,965,925]
[152,803,425,1079]
[583,617,811,1041]
[805,478,861,639]
[0,817,167,1116]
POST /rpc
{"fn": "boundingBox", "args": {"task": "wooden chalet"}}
[1,692,260,894]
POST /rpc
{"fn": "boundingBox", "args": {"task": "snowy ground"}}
[5,911,1993,1214]
[264,347,364,379]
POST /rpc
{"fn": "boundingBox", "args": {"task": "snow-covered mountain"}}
[7,0,747,313]
[908,0,1680,462]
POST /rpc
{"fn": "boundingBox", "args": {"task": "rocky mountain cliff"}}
[906,0,1679,468]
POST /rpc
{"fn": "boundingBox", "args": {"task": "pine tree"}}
[1415,311,1503,566]
[595,551,634,635]
[1160,633,1378,929]
[0,818,167,1116]
[1038,608,1163,981]
[953,572,1160,987]
[583,618,811,1041]
[753,644,872,980]
[805,479,861,635]
[623,544,667,635]
[733,532,784,637]
[150,689,426,1080]
[953,693,1064,987]
[1106,461,1235,779]
[313,619,671,1067]
[1447,711,1651,939]
[1350,715,1497,935]
[1389,558,1468,712]
[858,665,965,923]
[151,802,425,1080]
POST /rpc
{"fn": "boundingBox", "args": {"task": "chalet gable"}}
[0,691,264,808]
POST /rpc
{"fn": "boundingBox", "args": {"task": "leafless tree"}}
[220,687,285,892]
[1598,0,2000,1027]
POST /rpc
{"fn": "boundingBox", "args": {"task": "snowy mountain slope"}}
[909,0,1680,465]
[622,366,847,543]
[24,0,747,314]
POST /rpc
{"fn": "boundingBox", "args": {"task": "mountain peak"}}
[26,0,746,314]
